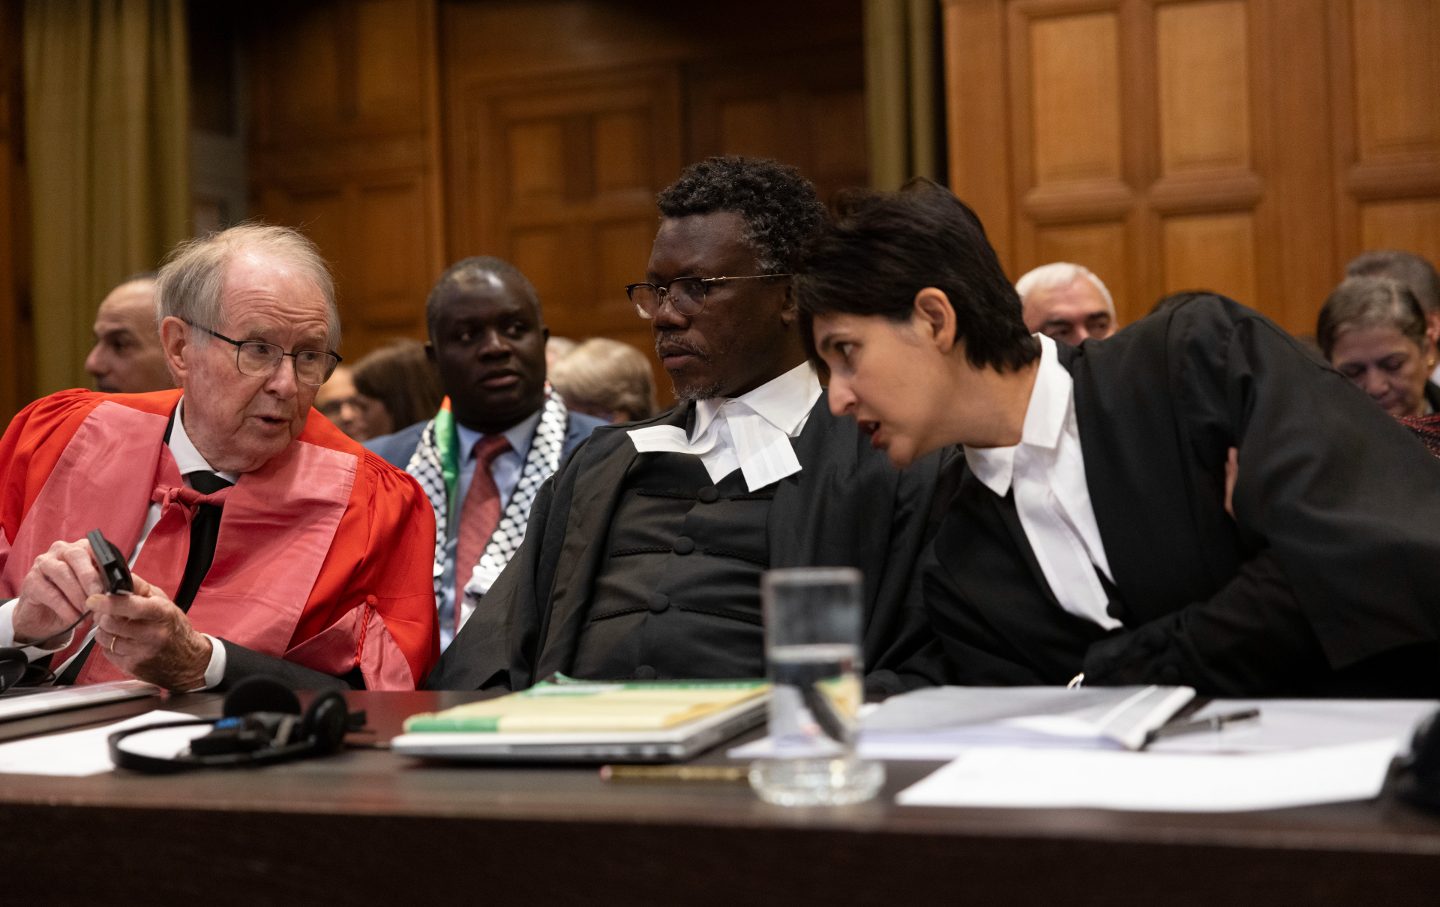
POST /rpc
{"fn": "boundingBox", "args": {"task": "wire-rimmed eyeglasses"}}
[187,321,342,387]
[624,274,793,320]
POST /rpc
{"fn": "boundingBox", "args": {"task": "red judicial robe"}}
[0,390,439,689]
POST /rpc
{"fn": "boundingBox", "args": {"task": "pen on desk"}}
[600,764,750,783]
[1143,708,1261,748]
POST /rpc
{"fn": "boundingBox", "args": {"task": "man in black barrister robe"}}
[428,157,946,695]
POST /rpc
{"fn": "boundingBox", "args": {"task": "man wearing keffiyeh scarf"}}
[367,259,603,652]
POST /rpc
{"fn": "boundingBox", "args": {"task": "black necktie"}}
[54,470,231,686]
[173,470,232,612]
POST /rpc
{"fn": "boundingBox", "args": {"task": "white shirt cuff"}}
[0,598,76,659]
[199,634,227,691]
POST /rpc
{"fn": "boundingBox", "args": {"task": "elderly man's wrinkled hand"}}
[88,573,212,691]
[14,539,105,648]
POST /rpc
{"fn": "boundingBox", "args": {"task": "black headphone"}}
[1397,708,1440,810]
[109,676,358,773]
[0,648,29,693]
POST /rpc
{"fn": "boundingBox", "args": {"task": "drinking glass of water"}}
[749,566,884,806]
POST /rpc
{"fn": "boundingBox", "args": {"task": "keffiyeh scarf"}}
[406,388,570,621]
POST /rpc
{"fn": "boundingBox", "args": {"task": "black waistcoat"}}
[570,452,773,680]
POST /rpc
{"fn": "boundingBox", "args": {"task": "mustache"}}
[654,336,708,360]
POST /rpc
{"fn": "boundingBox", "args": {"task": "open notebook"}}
[393,678,770,764]
[858,685,1196,756]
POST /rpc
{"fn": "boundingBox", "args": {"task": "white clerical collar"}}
[627,362,821,491]
[964,334,1071,497]
[171,397,239,485]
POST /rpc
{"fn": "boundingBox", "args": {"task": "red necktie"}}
[455,435,512,631]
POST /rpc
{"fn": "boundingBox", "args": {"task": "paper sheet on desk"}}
[897,740,1399,812]
[0,711,203,776]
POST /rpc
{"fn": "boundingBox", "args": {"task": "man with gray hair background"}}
[0,224,438,691]
[1015,261,1117,345]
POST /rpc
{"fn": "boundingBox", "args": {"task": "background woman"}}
[350,338,444,438]
[1316,275,1438,419]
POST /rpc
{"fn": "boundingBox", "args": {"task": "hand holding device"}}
[86,529,133,595]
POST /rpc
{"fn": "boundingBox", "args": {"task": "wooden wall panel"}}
[0,0,29,422]
[449,66,683,350]
[1360,200,1440,260]
[946,0,1439,335]
[1332,0,1440,272]
[687,48,868,204]
[1035,221,1133,319]
[442,1,865,401]
[248,0,444,360]
[356,181,432,333]
[1156,1,1251,175]
[1161,212,1257,304]
[1027,11,1124,186]
[1350,0,1438,163]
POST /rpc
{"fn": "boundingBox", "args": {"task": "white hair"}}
[1015,262,1115,316]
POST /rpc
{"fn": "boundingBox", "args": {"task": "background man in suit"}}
[367,258,602,651]
[84,274,176,393]
[798,180,1440,696]
[1015,262,1117,345]
[0,225,438,691]
[429,156,946,695]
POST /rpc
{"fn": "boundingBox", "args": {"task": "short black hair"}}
[657,156,825,273]
[425,256,541,339]
[796,178,1039,373]
[1346,249,1440,316]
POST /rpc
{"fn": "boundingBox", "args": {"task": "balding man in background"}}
[84,274,176,393]
[1015,262,1117,345]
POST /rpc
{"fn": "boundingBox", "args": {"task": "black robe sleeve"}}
[929,295,1440,697]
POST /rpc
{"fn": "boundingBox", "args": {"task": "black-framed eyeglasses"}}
[624,274,793,320]
[186,321,342,387]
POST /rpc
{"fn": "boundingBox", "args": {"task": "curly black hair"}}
[656,156,825,274]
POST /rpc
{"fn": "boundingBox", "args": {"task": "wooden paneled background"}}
[3,0,1437,420]
[944,0,1440,335]
[0,1,30,418]
[247,0,867,402]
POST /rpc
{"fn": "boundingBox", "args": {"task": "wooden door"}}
[944,0,1440,336]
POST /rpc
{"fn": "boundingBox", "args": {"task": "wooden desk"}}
[1,690,1438,905]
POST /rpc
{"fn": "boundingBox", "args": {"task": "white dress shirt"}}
[964,335,1121,631]
[0,398,235,688]
[626,362,822,491]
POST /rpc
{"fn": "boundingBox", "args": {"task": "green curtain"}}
[24,0,189,394]
[864,0,944,189]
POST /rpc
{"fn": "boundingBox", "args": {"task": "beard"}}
[672,377,724,402]
[656,334,724,401]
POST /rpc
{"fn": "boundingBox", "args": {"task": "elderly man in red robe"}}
[0,224,438,691]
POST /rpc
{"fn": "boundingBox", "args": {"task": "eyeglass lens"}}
[235,343,337,386]
[629,278,705,317]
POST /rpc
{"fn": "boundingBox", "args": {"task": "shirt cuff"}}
[0,598,75,660]
[199,634,227,691]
